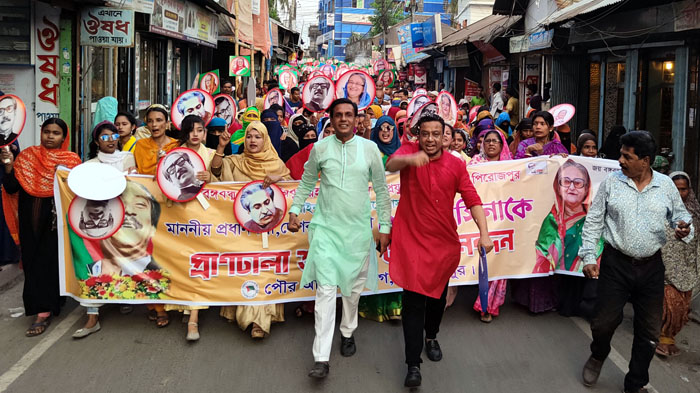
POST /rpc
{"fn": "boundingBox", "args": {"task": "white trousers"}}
[312,258,369,362]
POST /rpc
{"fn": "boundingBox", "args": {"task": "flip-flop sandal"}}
[25,319,51,337]
[295,306,303,318]
[668,345,682,357]
[655,346,670,357]
[156,314,170,328]
[147,309,158,321]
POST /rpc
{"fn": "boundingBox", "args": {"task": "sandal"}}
[251,323,265,339]
[295,306,303,318]
[147,309,158,321]
[26,317,51,337]
[655,344,670,357]
[156,313,170,328]
[668,344,682,357]
[480,313,493,323]
[186,322,200,341]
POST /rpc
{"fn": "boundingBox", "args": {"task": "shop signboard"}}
[107,0,154,14]
[80,7,135,47]
[149,0,217,48]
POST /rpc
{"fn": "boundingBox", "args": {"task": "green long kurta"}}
[290,135,392,296]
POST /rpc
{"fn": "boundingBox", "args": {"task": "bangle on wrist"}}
[214,151,224,157]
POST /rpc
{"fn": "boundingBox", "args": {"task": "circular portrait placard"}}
[409,102,439,128]
[264,88,285,110]
[279,70,298,91]
[377,69,396,88]
[68,162,127,201]
[234,181,288,234]
[414,88,428,97]
[407,94,431,118]
[302,75,335,113]
[334,70,375,111]
[171,89,215,130]
[319,64,335,80]
[68,196,125,240]
[0,94,27,148]
[549,103,576,127]
[437,92,458,127]
[213,94,236,127]
[373,59,389,74]
[156,147,207,203]
[199,72,219,95]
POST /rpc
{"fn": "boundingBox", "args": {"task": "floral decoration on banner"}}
[79,270,171,300]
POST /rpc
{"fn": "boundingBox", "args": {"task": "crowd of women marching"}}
[0,62,697,380]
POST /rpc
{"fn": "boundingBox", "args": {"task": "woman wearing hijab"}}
[231,107,260,154]
[206,117,233,155]
[657,172,700,357]
[600,125,626,160]
[280,113,306,162]
[210,121,291,339]
[1,118,82,336]
[515,111,567,159]
[495,112,512,137]
[286,124,318,180]
[261,108,284,158]
[461,129,511,322]
[86,121,136,172]
[576,132,599,158]
[358,116,402,322]
[369,116,400,166]
[509,118,533,156]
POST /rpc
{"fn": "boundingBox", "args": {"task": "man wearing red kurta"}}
[386,114,494,388]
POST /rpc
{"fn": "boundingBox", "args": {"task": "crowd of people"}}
[0,65,698,393]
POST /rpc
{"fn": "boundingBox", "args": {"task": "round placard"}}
[373,59,389,74]
[436,91,459,127]
[549,103,576,127]
[233,180,288,234]
[377,69,396,88]
[68,196,125,240]
[213,94,236,127]
[68,162,127,200]
[407,94,431,118]
[302,75,335,113]
[409,102,439,128]
[334,70,376,111]
[156,147,207,203]
[0,94,27,148]
[171,89,215,130]
[264,88,285,110]
[279,70,298,91]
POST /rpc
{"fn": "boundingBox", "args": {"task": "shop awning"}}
[437,14,521,49]
[541,0,624,26]
[190,0,235,19]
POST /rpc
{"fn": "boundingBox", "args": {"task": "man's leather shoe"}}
[582,355,604,387]
[340,335,356,357]
[404,366,421,387]
[308,362,329,379]
[425,339,442,361]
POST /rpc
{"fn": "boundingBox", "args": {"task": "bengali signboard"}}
[80,7,135,47]
[35,7,60,128]
[149,0,217,48]
[397,24,428,64]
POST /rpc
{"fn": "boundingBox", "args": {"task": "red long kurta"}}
[388,142,482,299]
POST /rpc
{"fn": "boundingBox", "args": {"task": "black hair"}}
[620,130,656,164]
[88,122,119,159]
[302,108,313,117]
[269,104,284,115]
[42,117,69,140]
[416,114,445,131]
[506,86,518,98]
[398,89,408,96]
[532,111,554,128]
[178,115,206,146]
[114,112,137,128]
[516,118,533,131]
[493,82,501,92]
[146,105,169,121]
[328,98,358,117]
[483,130,503,145]
[291,87,300,94]
[671,174,689,186]
[454,128,468,146]
[222,79,233,87]
[527,84,538,93]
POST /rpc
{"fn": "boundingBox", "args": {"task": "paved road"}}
[0,267,698,393]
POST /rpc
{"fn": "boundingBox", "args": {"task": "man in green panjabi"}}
[288,98,391,379]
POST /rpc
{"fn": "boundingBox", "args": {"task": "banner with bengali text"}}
[56,155,619,305]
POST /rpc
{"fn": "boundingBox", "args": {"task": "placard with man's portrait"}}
[264,88,285,110]
[0,94,27,148]
[156,148,207,203]
[171,89,215,130]
[234,181,288,234]
[302,75,335,113]
[68,196,124,240]
[409,102,439,128]
[213,94,236,126]
[407,94,431,118]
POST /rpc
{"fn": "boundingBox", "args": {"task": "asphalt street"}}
[0,264,698,393]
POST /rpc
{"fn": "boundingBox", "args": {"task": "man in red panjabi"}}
[386,113,494,388]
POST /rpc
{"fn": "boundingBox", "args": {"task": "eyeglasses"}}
[483,138,501,145]
[99,134,120,142]
[347,81,365,88]
[311,83,330,90]
[165,155,191,177]
[185,103,203,114]
[0,104,16,115]
[380,125,394,132]
[558,177,587,189]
